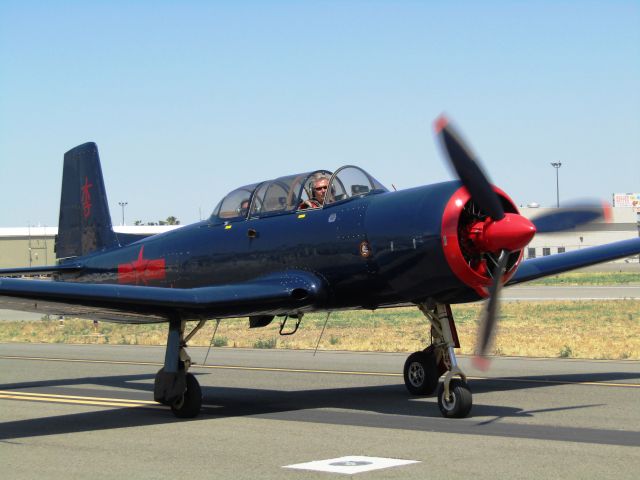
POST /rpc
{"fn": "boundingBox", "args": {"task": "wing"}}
[0,264,83,277]
[0,270,326,323]
[507,237,640,285]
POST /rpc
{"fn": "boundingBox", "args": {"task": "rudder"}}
[55,142,119,259]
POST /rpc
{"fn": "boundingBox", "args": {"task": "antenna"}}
[203,319,221,366]
[313,312,331,356]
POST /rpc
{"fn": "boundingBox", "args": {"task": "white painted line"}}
[283,456,419,475]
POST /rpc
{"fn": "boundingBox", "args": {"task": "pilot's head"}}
[238,199,250,216]
[312,175,329,204]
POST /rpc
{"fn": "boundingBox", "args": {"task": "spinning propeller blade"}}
[531,203,611,233]
[434,116,513,369]
[435,115,505,221]
[473,250,509,369]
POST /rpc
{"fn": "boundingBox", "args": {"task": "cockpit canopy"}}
[211,166,387,223]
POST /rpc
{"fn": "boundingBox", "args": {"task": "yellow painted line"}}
[0,355,162,367]
[0,355,397,376]
[199,364,402,376]
[0,394,157,408]
[0,354,396,376]
[1,355,638,388]
[0,390,156,404]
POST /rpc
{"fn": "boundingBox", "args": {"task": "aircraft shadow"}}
[1,369,638,442]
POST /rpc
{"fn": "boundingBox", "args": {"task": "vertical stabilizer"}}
[55,142,119,259]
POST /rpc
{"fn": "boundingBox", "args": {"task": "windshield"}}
[211,166,386,221]
[211,183,261,222]
[249,170,332,216]
[325,166,388,205]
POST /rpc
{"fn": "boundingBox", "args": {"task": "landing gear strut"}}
[403,303,472,418]
[154,316,205,418]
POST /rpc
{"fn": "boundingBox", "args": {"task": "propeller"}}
[434,115,611,369]
[435,116,505,221]
[472,249,509,370]
[531,203,610,233]
[435,116,523,367]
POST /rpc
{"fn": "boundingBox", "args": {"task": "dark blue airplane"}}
[1,117,638,419]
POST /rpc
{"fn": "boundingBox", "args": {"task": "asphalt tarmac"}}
[1,343,639,479]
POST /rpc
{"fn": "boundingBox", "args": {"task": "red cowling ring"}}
[441,186,524,298]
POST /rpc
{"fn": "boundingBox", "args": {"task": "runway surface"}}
[1,343,639,479]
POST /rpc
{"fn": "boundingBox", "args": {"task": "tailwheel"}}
[437,379,472,418]
[403,348,440,395]
[170,373,202,419]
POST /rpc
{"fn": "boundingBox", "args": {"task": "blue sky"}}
[1,1,638,227]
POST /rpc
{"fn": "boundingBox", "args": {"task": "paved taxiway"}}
[1,343,639,479]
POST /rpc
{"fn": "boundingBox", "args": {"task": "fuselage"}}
[59,181,483,312]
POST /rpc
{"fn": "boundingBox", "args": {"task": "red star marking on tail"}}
[81,176,93,219]
[117,246,166,285]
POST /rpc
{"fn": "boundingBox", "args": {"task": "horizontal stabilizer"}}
[0,264,83,277]
[116,232,155,246]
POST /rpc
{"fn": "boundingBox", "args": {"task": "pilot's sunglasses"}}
[315,186,328,191]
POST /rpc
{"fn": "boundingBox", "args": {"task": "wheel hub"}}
[441,390,457,412]
[408,362,425,387]
[172,394,185,410]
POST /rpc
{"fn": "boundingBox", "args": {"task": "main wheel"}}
[171,373,202,418]
[403,351,439,395]
[437,379,472,418]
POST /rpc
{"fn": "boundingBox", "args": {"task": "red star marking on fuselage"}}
[81,176,93,219]
[117,246,166,285]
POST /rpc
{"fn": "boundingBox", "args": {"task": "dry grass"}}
[1,301,638,360]
[527,271,640,285]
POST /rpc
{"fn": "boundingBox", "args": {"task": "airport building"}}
[0,209,638,269]
[519,206,639,261]
[0,226,180,269]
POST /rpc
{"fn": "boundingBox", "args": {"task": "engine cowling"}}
[441,186,535,297]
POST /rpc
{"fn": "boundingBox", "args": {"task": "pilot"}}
[238,199,250,217]
[299,174,329,209]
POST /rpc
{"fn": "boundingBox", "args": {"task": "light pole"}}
[550,162,562,208]
[118,201,128,226]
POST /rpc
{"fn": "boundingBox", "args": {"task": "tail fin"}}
[55,142,119,260]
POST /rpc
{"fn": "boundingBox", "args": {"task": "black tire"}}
[154,368,170,405]
[437,379,472,418]
[171,373,202,418]
[424,344,447,378]
[403,351,439,395]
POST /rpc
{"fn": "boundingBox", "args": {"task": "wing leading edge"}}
[507,237,640,286]
[0,270,326,323]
